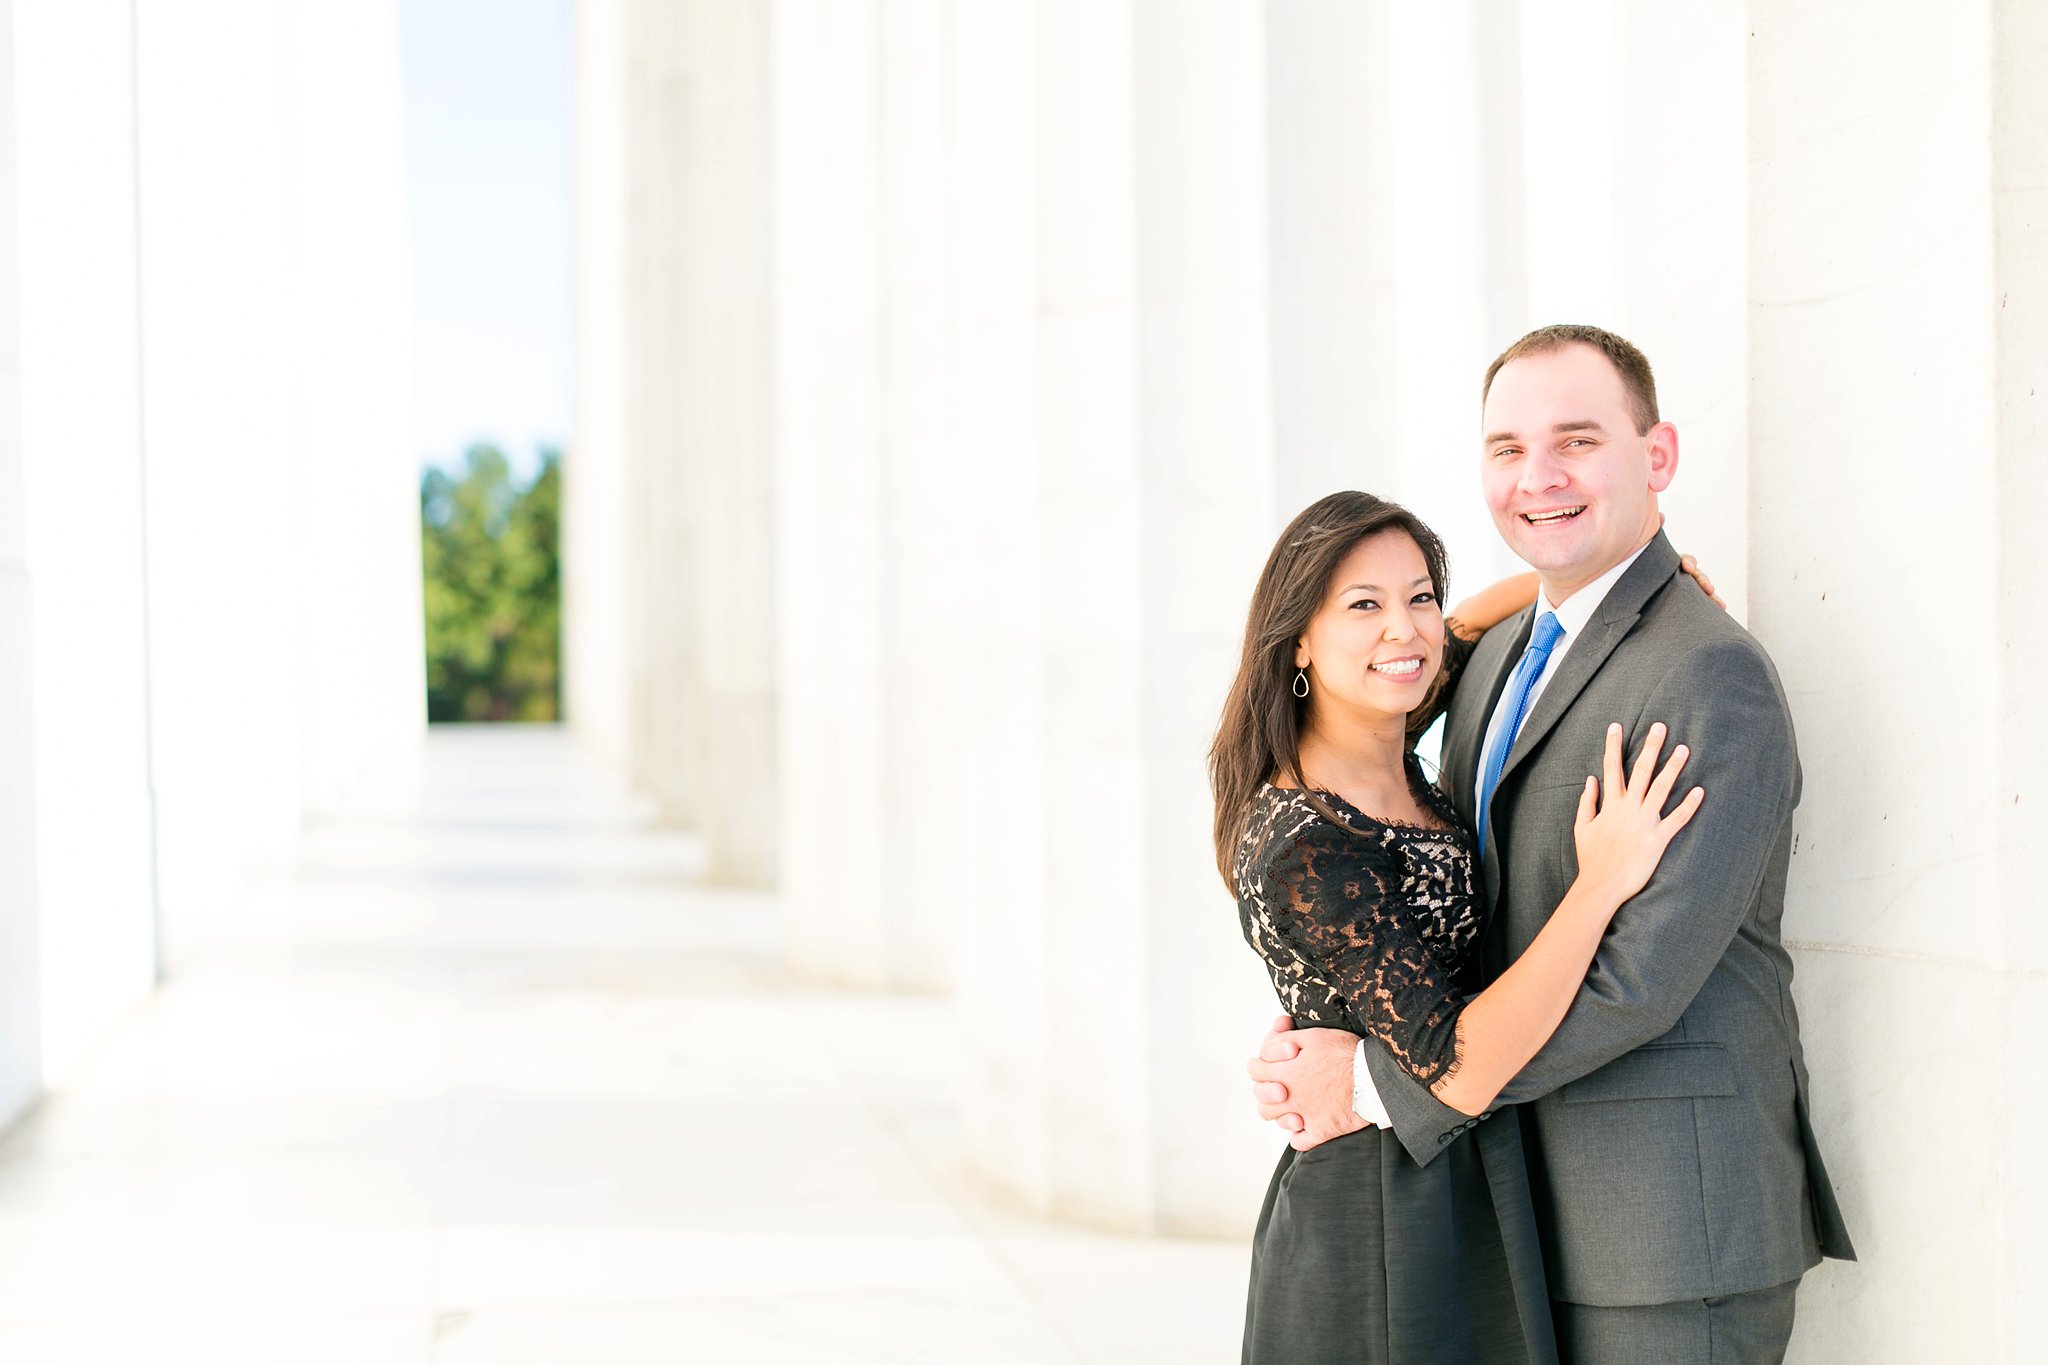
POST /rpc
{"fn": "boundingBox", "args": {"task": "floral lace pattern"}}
[1232,758,1482,1087]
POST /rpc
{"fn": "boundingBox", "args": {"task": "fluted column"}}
[1386,0,1524,586]
[1606,1,1750,614]
[952,0,1050,1206]
[1027,0,1144,1226]
[570,0,777,885]
[15,0,156,1081]
[1124,0,1283,1233]
[1747,6,2002,1357]
[1263,0,1399,510]
[132,0,419,965]
[771,0,892,978]
[625,0,707,828]
[957,0,1289,1234]
[1993,0,2047,1352]
[876,0,963,986]
[0,0,43,1127]
[565,0,634,766]
[676,0,776,885]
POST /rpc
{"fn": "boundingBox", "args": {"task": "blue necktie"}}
[1475,611,1564,856]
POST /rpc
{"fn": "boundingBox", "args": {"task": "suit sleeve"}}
[1366,634,1799,1166]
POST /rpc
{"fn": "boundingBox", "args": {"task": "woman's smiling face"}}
[1294,529,1446,723]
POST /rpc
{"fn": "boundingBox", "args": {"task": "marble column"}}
[1992,0,2047,1353]
[569,0,778,886]
[565,0,636,768]
[948,0,1050,1200]
[133,0,306,963]
[1022,0,1141,1227]
[15,0,156,1082]
[1386,0,1525,588]
[0,0,44,1129]
[284,0,427,817]
[625,0,707,830]
[676,0,777,887]
[771,0,892,977]
[956,0,1291,1234]
[1747,5,2005,1356]
[1605,0,1751,615]
[1263,0,1401,513]
[1124,0,1286,1234]
[875,0,963,986]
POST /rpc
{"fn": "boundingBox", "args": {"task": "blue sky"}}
[398,0,571,479]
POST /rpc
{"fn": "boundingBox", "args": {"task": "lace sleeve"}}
[1237,807,1467,1087]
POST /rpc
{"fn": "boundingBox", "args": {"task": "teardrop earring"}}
[1292,668,1310,699]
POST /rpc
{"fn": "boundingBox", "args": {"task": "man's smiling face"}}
[1480,342,1678,601]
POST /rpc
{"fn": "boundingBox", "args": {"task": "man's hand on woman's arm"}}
[1245,1015,1372,1152]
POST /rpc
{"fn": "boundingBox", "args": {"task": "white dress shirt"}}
[1348,540,1654,1130]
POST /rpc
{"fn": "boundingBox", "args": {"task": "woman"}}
[1210,491,1706,1364]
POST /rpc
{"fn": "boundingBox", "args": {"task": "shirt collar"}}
[1538,538,1655,642]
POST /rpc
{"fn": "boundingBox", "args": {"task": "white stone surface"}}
[133,0,422,966]
[1993,2,2048,1356]
[1386,0,1526,589]
[563,0,633,772]
[771,0,892,981]
[1748,4,2016,1357]
[14,0,158,1085]
[0,727,1248,1361]
[1264,0,1401,510]
[567,0,778,887]
[877,0,966,992]
[676,0,778,888]
[0,0,46,1127]
[948,0,1052,1219]
[281,0,427,819]
[1608,0,1751,618]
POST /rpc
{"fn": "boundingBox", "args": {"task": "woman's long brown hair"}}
[1208,491,1450,888]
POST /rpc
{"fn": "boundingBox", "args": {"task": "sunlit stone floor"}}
[0,725,1246,1363]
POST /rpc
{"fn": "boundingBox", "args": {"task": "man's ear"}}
[1646,421,1679,492]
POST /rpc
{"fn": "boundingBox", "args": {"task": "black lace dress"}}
[1234,641,1558,1365]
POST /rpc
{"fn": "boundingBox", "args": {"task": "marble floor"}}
[0,726,1247,1363]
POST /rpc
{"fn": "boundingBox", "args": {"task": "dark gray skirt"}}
[1242,1116,1558,1365]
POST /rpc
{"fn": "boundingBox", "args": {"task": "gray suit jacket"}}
[1364,532,1856,1307]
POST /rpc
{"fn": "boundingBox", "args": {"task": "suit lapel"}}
[1496,532,1681,792]
[1443,606,1531,825]
[1441,607,1530,921]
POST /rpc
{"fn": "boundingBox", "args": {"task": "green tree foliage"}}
[420,444,561,722]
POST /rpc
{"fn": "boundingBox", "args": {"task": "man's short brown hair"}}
[1482,324,1660,434]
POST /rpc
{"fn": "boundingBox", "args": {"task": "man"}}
[1247,325,1855,1362]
